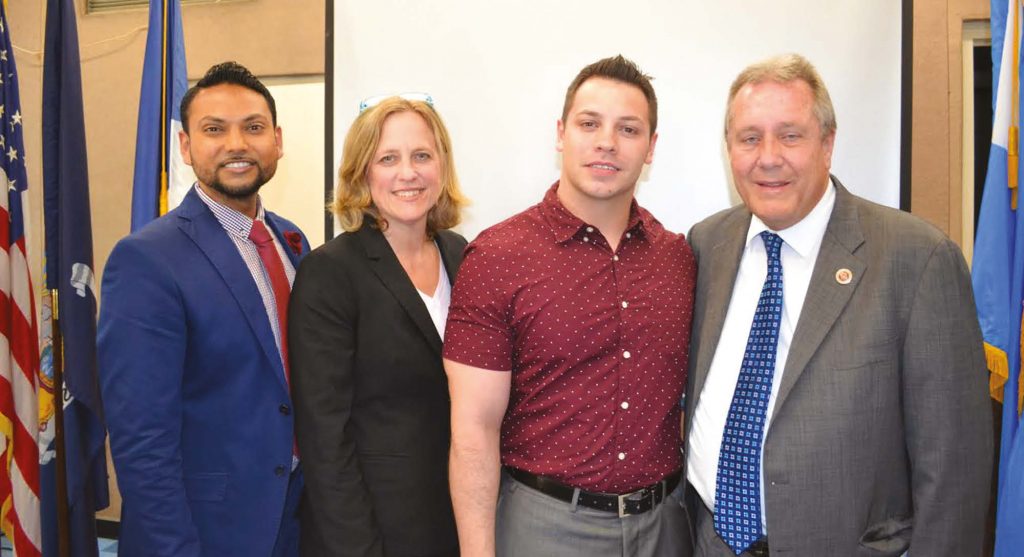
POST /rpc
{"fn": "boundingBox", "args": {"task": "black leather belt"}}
[746,538,769,557]
[505,467,681,517]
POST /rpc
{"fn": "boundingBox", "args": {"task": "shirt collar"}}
[539,181,648,244]
[194,183,267,239]
[745,177,836,258]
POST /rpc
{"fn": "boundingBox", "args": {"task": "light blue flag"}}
[973,0,1024,553]
[130,0,192,231]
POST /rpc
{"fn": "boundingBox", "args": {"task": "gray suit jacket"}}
[684,178,993,556]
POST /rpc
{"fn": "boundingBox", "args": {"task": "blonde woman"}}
[290,96,467,557]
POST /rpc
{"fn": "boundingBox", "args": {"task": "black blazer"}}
[289,224,466,557]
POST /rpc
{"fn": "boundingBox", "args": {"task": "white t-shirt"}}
[416,246,451,339]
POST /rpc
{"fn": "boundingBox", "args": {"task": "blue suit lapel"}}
[175,189,289,392]
[265,211,308,269]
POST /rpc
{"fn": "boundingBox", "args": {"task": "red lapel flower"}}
[283,231,303,255]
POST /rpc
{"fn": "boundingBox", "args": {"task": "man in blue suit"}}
[98,62,309,557]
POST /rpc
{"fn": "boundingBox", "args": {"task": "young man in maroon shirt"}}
[444,55,696,557]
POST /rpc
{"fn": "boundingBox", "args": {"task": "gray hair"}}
[724,53,837,137]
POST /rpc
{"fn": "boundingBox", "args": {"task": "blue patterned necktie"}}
[714,231,784,555]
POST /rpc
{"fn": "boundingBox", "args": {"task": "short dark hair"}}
[179,61,277,133]
[561,55,658,135]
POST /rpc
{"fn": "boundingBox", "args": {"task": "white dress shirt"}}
[687,181,836,534]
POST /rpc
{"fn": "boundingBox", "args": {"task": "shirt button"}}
[622,350,631,359]
[586,226,594,233]
[583,236,589,242]
[613,255,619,262]
[274,465,286,477]
[279,404,291,415]
[620,401,629,410]
[618,452,626,460]
[626,232,632,239]
[621,301,628,308]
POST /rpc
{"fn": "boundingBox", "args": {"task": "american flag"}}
[0,2,42,556]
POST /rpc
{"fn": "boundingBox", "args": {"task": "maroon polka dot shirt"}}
[444,182,696,493]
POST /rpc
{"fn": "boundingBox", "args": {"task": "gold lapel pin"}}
[835,268,853,285]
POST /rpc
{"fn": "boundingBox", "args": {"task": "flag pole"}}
[1015,0,1024,414]
[1011,0,1020,210]
[158,0,169,214]
[50,288,71,557]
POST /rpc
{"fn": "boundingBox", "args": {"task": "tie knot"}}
[249,220,273,247]
[760,231,783,263]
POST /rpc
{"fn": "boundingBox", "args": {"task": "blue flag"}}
[41,0,111,556]
[973,0,1024,554]
[131,0,191,231]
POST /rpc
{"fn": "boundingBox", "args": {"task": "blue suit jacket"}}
[98,188,310,557]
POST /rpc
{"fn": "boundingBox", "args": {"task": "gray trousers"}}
[495,470,692,557]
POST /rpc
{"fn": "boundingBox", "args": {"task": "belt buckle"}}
[616,486,652,517]
[617,492,631,517]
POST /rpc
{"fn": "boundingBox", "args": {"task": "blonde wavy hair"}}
[332,97,467,236]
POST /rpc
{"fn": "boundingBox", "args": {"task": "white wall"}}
[262,77,327,248]
[332,1,902,240]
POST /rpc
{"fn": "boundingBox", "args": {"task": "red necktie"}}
[249,221,291,385]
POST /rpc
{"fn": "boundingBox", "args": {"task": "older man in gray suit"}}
[684,53,993,556]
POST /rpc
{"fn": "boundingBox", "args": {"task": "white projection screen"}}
[329,1,904,241]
